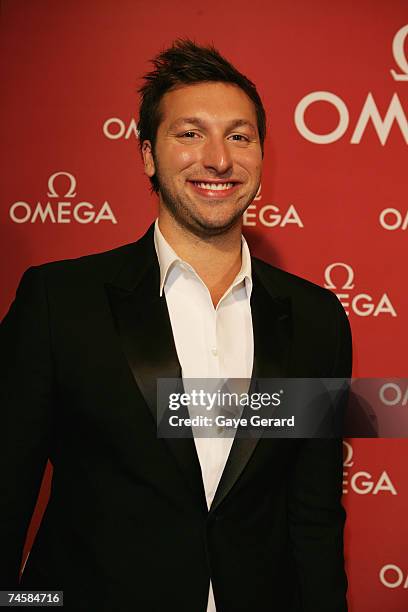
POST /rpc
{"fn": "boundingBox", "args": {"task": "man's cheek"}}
[178,149,199,166]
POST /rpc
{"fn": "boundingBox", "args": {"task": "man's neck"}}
[158,210,243,307]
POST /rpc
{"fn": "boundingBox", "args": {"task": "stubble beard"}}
[154,164,260,239]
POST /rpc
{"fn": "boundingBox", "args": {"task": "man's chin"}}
[187,214,242,238]
[157,185,250,237]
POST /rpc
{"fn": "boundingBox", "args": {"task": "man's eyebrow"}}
[168,117,206,130]
[168,117,258,133]
[227,119,258,133]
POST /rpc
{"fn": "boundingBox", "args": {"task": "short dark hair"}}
[138,39,266,192]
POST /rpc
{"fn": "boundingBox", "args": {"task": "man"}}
[0,40,351,611]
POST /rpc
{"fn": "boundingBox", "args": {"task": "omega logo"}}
[294,26,408,145]
[103,117,139,140]
[254,183,262,201]
[343,441,354,468]
[47,172,77,198]
[244,183,303,228]
[379,208,408,230]
[244,203,303,228]
[295,92,408,145]
[391,25,408,81]
[379,565,408,589]
[342,441,397,495]
[9,172,117,224]
[379,383,408,406]
[324,263,397,317]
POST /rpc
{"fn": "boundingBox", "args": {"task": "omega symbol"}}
[323,263,396,317]
[47,171,77,198]
[342,441,354,467]
[391,25,408,81]
[324,262,354,291]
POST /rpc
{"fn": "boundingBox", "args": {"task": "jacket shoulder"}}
[252,257,352,377]
[252,256,338,306]
[34,241,137,280]
[22,222,156,293]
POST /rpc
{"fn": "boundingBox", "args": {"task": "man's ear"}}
[141,140,156,178]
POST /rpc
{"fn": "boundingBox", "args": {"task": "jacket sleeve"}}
[288,293,352,611]
[0,267,54,588]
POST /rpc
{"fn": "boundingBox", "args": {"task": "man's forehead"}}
[159,82,258,125]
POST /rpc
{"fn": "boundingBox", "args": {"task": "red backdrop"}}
[1,1,407,609]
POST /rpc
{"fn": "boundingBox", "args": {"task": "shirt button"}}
[211,347,218,356]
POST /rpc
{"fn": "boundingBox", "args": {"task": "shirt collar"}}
[153,218,252,298]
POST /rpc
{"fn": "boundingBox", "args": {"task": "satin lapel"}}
[250,264,292,381]
[105,227,206,509]
[209,261,292,514]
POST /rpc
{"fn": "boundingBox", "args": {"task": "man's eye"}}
[180,131,198,138]
[230,134,249,142]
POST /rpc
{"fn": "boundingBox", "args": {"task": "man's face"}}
[142,82,263,237]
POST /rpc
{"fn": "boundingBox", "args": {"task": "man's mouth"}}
[188,180,240,198]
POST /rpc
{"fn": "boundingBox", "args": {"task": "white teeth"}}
[194,182,234,190]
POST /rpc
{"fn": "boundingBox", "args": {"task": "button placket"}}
[210,307,218,365]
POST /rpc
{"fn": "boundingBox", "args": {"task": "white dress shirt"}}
[154,219,254,612]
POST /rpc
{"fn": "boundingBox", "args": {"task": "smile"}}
[193,182,234,190]
[188,180,240,198]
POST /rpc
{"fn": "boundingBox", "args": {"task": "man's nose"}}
[201,137,233,175]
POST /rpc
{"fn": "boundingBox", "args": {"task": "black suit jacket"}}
[0,225,351,611]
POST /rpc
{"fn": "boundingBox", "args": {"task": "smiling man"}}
[1,40,351,611]
[142,78,262,307]
[143,82,261,233]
